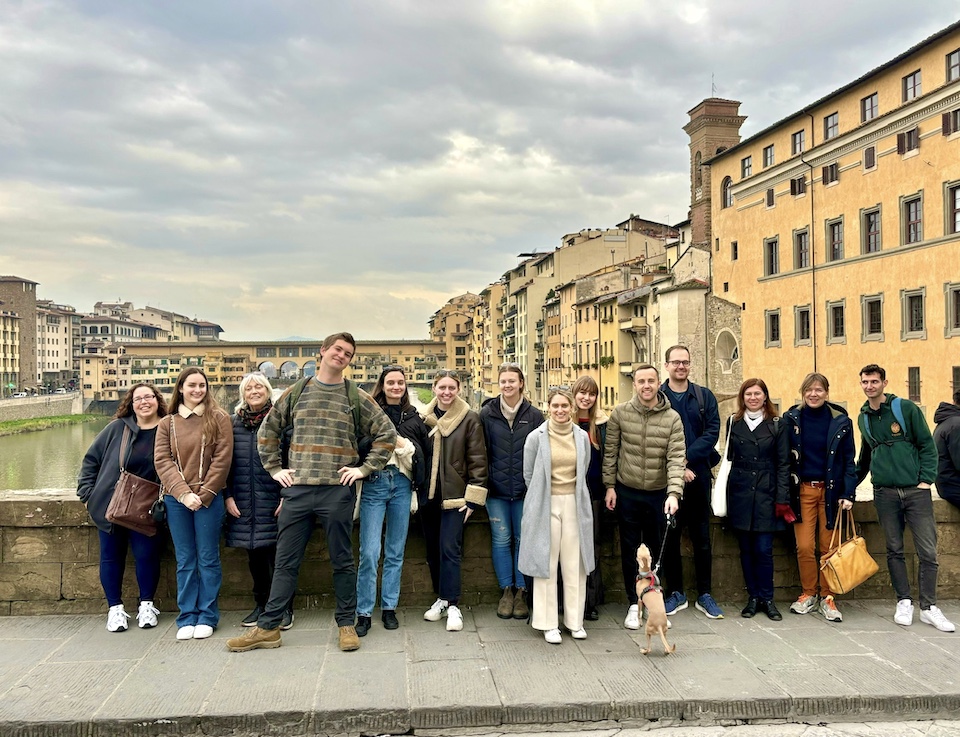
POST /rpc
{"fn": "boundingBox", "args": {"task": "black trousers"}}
[663,473,713,597]
[259,484,356,629]
[419,497,466,605]
[246,545,277,608]
[615,483,667,605]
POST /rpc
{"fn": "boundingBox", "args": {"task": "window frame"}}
[861,293,885,343]
[794,304,812,347]
[763,236,780,277]
[908,366,921,404]
[898,127,920,154]
[764,308,781,348]
[826,216,844,262]
[741,156,752,179]
[790,175,806,196]
[791,130,805,155]
[765,187,775,208]
[793,228,810,269]
[944,180,960,235]
[945,282,960,338]
[731,241,738,261]
[721,176,733,209]
[900,192,924,245]
[863,145,877,171]
[861,205,882,254]
[903,69,922,102]
[826,299,846,345]
[900,286,927,341]
[824,112,839,140]
[861,92,879,123]
[762,144,775,168]
[948,49,960,83]
[822,162,839,186]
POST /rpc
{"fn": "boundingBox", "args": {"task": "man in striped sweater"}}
[227,332,396,653]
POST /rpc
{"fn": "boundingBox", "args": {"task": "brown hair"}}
[664,345,690,362]
[167,367,224,442]
[372,365,412,410]
[432,369,461,387]
[633,363,660,380]
[116,383,167,420]
[321,332,357,351]
[734,378,778,422]
[498,363,526,393]
[571,375,601,449]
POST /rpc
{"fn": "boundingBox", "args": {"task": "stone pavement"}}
[1,599,959,737]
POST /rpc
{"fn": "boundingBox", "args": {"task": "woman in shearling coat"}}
[518,389,595,644]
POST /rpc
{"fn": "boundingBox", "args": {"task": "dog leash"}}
[651,512,677,576]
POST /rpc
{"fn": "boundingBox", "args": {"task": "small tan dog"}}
[636,543,675,655]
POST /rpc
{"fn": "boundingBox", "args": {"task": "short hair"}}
[664,345,690,363]
[633,363,660,380]
[860,363,886,380]
[236,373,274,412]
[321,332,357,351]
[800,372,830,395]
[116,383,167,420]
[546,388,574,408]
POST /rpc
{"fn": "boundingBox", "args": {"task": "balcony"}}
[619,317,648,335]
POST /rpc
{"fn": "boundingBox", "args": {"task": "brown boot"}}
[497,587,514,619]
[513,588,529,620]
[338,625,361,651]
[226,626,281,652]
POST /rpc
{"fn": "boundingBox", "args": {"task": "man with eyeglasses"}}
[659,345,723,620]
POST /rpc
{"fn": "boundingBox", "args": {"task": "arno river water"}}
[0,417,111,494]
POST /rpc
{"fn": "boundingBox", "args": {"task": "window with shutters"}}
[822,162,839,185]
[790,176,806,196]
[897,127,920,154]
[863,146,877,171]
[791,130,805,155]
[861,206,881,253]
[824,112,839,140]
[901,194,923,244]
[861,92,879,122]
[861,294,884,342]
[794,229,810,269]
[766,188,775,207]
[902,70,921,102]
[944,109,960,136]
[900,287,926,341]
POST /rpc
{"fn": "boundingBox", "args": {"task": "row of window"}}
[764,284,960,354]
[738,49,960,179]
[749,182,960,275]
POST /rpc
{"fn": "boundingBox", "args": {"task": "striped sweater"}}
[258,379,396,486]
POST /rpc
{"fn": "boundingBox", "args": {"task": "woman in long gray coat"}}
[518,389,595,644]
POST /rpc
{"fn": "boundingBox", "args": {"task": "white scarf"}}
[744,409,764,432]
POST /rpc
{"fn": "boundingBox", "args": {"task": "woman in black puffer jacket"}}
[224,373,290,630]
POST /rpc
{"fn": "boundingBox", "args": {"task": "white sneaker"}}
[569,627,587,640]
[445,605,463,631]
[544,628,562,644]
[919,605,956,632]
[193,624,214,639]
[106,604,130,633]
[424,598,449,621]
[894,599,914,626]
[137,601,159,629]
[624,604,640,630]
[176,625,196,640]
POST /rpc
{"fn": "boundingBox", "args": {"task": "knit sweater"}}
[548,419,576,495]
[258,379,396,486]
[155,407,234,507]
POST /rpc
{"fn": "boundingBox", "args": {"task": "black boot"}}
[762,600,783,621]
[355,615,372,637]
[242,605,263,627]
[741,597,759,618]
[381,609,399,630]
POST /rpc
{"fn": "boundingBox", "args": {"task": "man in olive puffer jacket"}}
[602,364,685,632]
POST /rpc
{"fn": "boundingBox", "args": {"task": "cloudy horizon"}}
[2,1,957,340]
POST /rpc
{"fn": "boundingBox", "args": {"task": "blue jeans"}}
[357,467,412,616]
[486,496,524,589]
[873,486,939,609]
[166,493,225,628]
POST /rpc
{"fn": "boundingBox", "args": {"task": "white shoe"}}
[894,599,914,626]
[919,605,956,632]
[569,627,587,640]
[176,625,196,640]
[106,604,130,633]
[544,628,562,644]
[137,601,159,629]
[446,605,463,631]
[624,604,640,630]
[193,624,214,639]
[424,598,449,622]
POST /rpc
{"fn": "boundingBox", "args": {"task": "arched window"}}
[721,177,733,209]
[715,330,740,374]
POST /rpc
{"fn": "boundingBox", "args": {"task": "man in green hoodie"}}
[856,364,954,632]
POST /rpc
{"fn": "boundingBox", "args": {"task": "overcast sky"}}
[2,2,957,340]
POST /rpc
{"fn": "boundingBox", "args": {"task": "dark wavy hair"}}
[115,383,167,420]
[167,367,224,442]
[371,365,412,410]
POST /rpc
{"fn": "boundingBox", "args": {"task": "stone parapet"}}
[1,491,958,614]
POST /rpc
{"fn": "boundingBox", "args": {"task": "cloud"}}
[1,0,957,339]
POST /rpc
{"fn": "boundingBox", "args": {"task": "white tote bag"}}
[711,417,732,517]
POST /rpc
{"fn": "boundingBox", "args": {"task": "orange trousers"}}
[794,482,835,597]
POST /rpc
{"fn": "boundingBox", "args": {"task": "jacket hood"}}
[421,395,472,437]
[934,401,960,424]
[786,401,849,420]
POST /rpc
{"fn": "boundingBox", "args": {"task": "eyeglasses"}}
[132,395,156,405]
[667,360,691,367]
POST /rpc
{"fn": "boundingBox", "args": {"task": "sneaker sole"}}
[695,603,724,620]
[919,615,954,632]
[666,601,688,616]
[227,639,281,652]
[137,622,156,629]
[241,621,259,627]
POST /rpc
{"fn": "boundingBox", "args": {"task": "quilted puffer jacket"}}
[601,392,686,499]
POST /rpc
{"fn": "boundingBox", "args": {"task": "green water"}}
[0,417,111,492]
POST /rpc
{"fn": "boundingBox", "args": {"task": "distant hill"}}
[278,336,319,342]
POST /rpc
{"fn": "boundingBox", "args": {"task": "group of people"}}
[78,334,957,654]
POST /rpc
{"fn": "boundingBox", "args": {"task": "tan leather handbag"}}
[819,508,879,594]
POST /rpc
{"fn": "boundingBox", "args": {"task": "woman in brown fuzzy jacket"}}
[418,369,487,633]
[155,367,233,641]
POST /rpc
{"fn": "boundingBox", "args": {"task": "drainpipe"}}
[801,111,818,372]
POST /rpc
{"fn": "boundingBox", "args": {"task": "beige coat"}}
[601,392,686,499]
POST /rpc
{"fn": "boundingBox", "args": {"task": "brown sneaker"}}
[497,587,514,619]
[512,588,529,620]
[226,626,281,652]
[338,625,360,651]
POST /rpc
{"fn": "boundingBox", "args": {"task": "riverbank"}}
[0,415,102,438]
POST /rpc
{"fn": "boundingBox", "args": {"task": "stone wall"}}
[0,393,83,422]
[1,491,958,615]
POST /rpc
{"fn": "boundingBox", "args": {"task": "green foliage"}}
[0,415,101,438]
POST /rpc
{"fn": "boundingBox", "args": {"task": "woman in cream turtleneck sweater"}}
[723,378,790,622]
[517,390,595,644]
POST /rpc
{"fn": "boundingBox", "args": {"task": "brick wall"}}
[1,492,957,615]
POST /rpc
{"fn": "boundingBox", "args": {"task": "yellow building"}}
[701,21,960,414]
[0,305,20,397]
